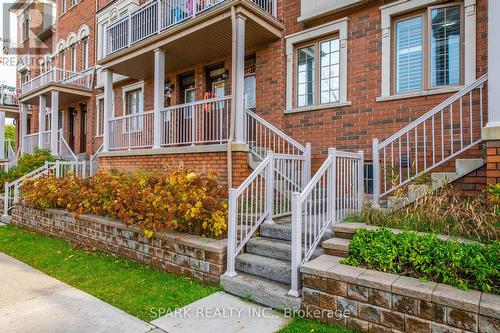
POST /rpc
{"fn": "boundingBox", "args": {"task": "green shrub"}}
[342,228,499,294]
[0,148,56,184]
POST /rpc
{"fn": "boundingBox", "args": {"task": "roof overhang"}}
[19,83,93,106]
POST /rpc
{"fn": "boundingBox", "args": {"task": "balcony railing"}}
[105,0,277,56]
[21,68,94,95]
[22,133,39,154]
[0,85,19,106]
[108,96,231,150]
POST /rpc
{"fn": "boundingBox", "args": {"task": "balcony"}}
[106,0,277,56]
[109,96,231,150]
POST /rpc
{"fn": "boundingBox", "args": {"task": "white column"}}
[0,111,5,158]
[103,69,113,152]
[487,0,500,127]
[50,91,59,155]
[233,14,246,143]
[20,104,28,153]
[38,95,46,148]
[153,48,165,149]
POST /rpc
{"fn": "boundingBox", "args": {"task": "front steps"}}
[222,217,328,311]
[386,158,485,209]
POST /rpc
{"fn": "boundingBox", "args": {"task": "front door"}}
[80,104,87,153]
[68,107,76,151]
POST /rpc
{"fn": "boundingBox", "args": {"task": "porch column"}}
[153,48,165,149]
[0,111,5,158]
[50,91,59,155]
[486,0,500,128]
[38,95,46,148]
[20,103,28,153]
[233,13,246,143]
[103,69,113,152]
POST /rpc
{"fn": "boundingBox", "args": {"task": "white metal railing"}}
[59,130,77,161]
[6,141,17,170]
[224,151,308,277]
[372,74,488,204]
[42,131,51,150]
[3,160,87,218]
[106,0,277,56]
[289,148,364,296]
[90,144,104,176]
[161,96,231,147]
[0,85,18,106]
[109,111,155,150]
[22,133,39,155]
[21,68,94,95]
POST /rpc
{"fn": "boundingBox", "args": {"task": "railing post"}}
[357,150,364,211]
[224,188,238,278]
[55,160,61,178]
[3,182,9,219]
[128,13,132,46]
[264,150,274,224]
[372,138,380,208]
[191,110,196,145]
[328,148,336,225]
[302,143,312,187]
[157,0,162,32]
[272,0,277,17]
[288,191,302,297]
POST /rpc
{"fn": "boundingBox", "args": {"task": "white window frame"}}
[122,81,144,132]
[71,46,77,72]
[378,0,477,101]
[61,0,66,14]
[95,93,105,137]
[285,17,350,113]
[82,38,89,70]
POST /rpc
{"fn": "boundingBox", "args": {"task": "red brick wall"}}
[99,150,251,187]
[486,141,500,184]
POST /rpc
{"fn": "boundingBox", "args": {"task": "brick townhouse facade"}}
[9,0,499,196]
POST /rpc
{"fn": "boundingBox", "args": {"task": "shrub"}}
[347,185,499,243]
[0,148,56,185]
[21,167,228,239]
[342,228,500,294]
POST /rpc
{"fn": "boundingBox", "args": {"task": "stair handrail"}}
[289,148,364,297]
[373,74,488,204]
[6,140,17,170]
[224,151,275,277]
[90,144,104,176]
[58,130,77,162]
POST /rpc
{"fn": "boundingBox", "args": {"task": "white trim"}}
[95,93,106,137]
[67,32,77,47]
[121,81,144,115]
[285,18,349,112]
[376,86,462,102]
[78,24,90,40]
[380,0,477,98]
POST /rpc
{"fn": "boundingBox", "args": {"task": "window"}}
[21,72,30,84]
[124,88,143,131]
[96,97,104,136]
[393,4,462,94]
[82,39,89,70]
[22,16,30,41]
[71,46,77,72]
[60,51,66,70]
[61,0,66,13]
[364,164,373,195]
[295,36,341,108]
[71,0,77,7]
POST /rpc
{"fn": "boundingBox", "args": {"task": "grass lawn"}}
[280,317,357,333]
[0,224,219,321]
[0,224,356,332]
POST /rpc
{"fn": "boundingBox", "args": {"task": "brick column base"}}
[486,140,500,184]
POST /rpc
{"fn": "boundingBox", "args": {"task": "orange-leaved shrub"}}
[21,167,228,239]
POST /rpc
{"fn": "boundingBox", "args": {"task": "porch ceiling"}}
[19,84,93,106]
[101,3,283,80]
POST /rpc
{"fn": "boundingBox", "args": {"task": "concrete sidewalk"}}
[0,253,156,333]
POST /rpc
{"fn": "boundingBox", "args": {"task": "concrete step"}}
[220,272,301,311]
[235,253,291,285]
[322,237,350,257]
[260,220,333,242]
[246,237,324,261]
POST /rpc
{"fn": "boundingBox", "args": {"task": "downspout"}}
[227,6,237,189]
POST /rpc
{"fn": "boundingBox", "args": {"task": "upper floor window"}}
[296,36,340,108]
[82,39,89,70]
[21,72,30,84]
[22,16,30,41]
[71,46,77,72]
[394,4,462,94]
[71,0,77,7]
[61,0,66,14]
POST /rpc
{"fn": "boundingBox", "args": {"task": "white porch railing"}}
[90,144,104,176]
[106,0,277,56]
[6,141,17,170]
[3,160,87,218]
[21,68,94,95]
[109,111,155,150]
[161,96,231,147]
[0,85,18,106]
[59,131,78,161]
[22,133,39,155]
[289,148,364,296]
[42,131,51,150]
[225,151,308,277]
[372,74,488,204]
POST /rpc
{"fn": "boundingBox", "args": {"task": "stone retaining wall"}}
[12,205,227,285]
[301,256,499,333]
